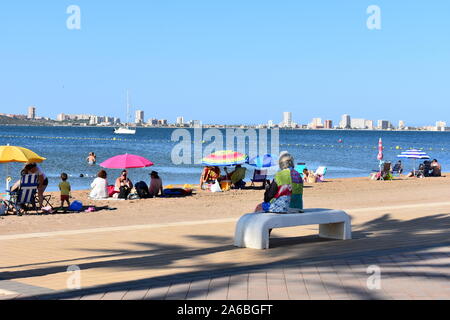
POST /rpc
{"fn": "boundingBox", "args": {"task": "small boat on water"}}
[114,127,136,135]
[114,90,136,135]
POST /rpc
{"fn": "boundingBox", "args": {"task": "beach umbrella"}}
[376,138,384,173]
[397,149,430,175]
[201,150,248,167]
[0,145,46,191]
[0,145,46,164]
[100,154,154,169]
[248,154,277,168]
[377,138,383,161]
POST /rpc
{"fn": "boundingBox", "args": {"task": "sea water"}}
[0,126,449,191]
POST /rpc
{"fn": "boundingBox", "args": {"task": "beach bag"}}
[107,185,117,197]
[135,181,151,199]
[220,180,232,192]
[118,186,131,199]
[69,201,83,212]
[210,180,222,193]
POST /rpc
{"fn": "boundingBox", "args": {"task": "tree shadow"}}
[6,212,450,300]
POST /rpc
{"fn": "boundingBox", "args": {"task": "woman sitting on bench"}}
[255,153,304,214]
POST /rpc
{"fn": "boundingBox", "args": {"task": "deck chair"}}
[250,169,268,188]
[392,162,403,176]
[314,167,328,182]
[380,162,392,180]
[5,174,39,215]
[36,193,53,209]
[295,163,307,177]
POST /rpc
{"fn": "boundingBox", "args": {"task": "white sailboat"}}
[114,91,136,135]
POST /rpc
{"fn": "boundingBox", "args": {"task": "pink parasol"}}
[100,154,154,169]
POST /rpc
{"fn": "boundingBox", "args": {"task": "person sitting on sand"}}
[115,170,133,199]
[430,159,442,177]
[149,171,164,197]
[224,165,247,189]
[90,170,108,199]
[200,166,221,189]
[86,152,97,165]
[255,153,304,213]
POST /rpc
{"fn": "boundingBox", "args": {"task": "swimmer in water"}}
[86,152,97,165]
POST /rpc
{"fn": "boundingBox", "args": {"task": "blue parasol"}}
[248,154,277,168]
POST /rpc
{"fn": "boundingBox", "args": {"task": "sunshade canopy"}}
[0,145,46,163]
[100,154,154,169]
[397,149,430,159]
[202,150,248,166]
[248,154,277,168]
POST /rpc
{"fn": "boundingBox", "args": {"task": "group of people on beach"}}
[200,165,247,191]
[89,169,164,200]
[406,159,442,178]
[200,153,304,213]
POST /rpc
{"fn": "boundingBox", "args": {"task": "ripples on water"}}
[0,126,448,191]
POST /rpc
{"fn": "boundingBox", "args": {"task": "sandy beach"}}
[2,174,450,300]
[2,174,449,235]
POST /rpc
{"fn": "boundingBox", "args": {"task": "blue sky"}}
[0,1,449,126]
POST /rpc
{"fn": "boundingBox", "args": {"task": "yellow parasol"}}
[0,145,46,191]
[0,145,46,163]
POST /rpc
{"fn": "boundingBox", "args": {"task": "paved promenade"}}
[2,201,450,300]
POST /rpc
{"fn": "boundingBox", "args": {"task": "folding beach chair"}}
[314,166,328,182]
[295,163,307,177]
[250,169,268,188]
[36,193,53,209]
[5,174,39,215]
[379,162,392,180]
[392,162,403,176]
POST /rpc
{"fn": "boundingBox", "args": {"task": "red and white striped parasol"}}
[377,138,383,161]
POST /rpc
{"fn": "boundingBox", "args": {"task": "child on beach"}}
[59,173,71,210]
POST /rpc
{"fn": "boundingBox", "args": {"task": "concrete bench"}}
[234,209,352,249]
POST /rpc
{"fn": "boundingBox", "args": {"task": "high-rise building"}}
[351,118,366,129]
[282,112,292,128]
[189,120,202,128]
[339,114,351,129]
[135,110,144,124]
[324,120,333,129]
[27,106,36,120]
[377,120,391,130]
[176,117,185,126]
[365,120,374,130]
[267,120,274,128]
[309,118,323,129]
[436,121,447,131]
[56,113,67,122]
[398,120,406,130]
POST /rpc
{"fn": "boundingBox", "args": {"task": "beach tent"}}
[397,149,430,175]
[0,145,46,192]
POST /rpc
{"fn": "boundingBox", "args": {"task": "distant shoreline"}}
[0,124,449,133]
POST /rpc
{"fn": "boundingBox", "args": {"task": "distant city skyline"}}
[3,106,449,132]
[1,2,449,126]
